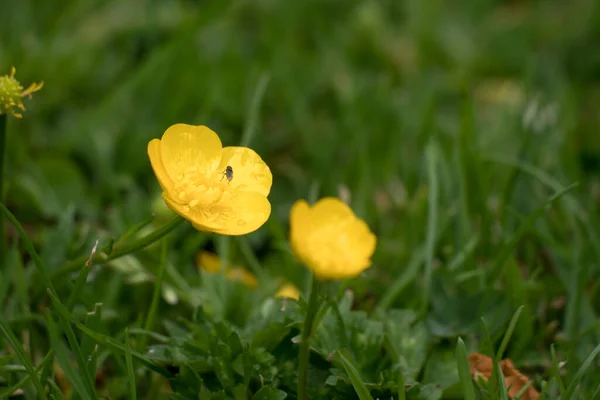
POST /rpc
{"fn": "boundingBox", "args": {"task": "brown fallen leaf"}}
[468,353,540,400]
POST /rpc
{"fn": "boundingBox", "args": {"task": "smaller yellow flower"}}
[275,283,300,300]
[290,197,376,280]
[148,124,273,236]
[196,251,258,288]
[0,67,43,118]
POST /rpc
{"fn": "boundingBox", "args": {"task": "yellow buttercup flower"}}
[148,124,272,235]
[196,251,258,288]
[275,283,300,300]
[290,197,376,280]
[0,67,43,118]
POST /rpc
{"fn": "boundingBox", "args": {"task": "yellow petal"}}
[353,219,377,261]
[290,199,311,237]
[218,147,272,196]
[196,251,222,273]
[275,283,300,300]
[226,268,258,288]
[310,197,355,224]
[164,190,271,236]
[159,124,223,182]
[148,139,173,190]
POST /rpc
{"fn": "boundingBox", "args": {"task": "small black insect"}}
[221,165,233,184]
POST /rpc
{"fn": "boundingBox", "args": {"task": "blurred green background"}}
[2,0,600,398]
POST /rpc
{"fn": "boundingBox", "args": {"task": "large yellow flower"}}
[290,197,376,280]
[148,124,272,235]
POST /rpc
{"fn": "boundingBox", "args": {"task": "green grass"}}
[1,0,600,398]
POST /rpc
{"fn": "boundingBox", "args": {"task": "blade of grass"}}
[487,183,578,283]
[550,344,565,394]
[456,337,476,400]
[81,304,103,382]
[0,259,90,400]
[66,241,98,310]
[113,215,155,247]
[514,380,534,400]
[52,215,185,281]
[124,328,137,400]
[240,72,270,147]
[44,313,91,400]
[0,351,53,399]
[397,367,406,400]
[496,358,509,400]
[0,114,6,266]
[53,312,96,398]
[1,203,56,294]
[333,350,374,400]
[422,141,439,316]
[480,318,500,397]
[456,86,473,253]
[46,289,174,377]
[377,246,425,311]
[561,343,600,400]
[496,305,524,360]
[485,156,600,261]
[237,236,268,282]
[16,228,97,400]
[0,310,47,399]
[327,298,349,349]
[448,236,480,272]
[142,239,168,350]
[46,379,67,400]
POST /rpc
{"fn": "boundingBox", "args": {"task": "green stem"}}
[0,114,6,267]
[51,215,185,281]
[141,239,168,350]
[298,274,321,400]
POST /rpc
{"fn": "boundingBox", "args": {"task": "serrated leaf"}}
[423,348,459,390]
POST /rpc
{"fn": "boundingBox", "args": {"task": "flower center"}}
[169,167,230,210]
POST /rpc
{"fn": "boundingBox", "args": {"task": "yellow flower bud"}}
[275,283,300,300]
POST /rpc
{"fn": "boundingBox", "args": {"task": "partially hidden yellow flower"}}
[275,283,300,300]
[0,67,43,118]
[196,251,258,288]
[148,124,272,235]
[290,197,376,280]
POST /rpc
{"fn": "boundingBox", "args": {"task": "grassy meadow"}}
[1,0,600,399]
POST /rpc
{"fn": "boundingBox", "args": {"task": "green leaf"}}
[561,343,600,400]
[252,386,288,400]
[333,350,374,400]
[40,205,76,271]
[456,338,476,400]
[0,310,47,399]
[423,348,459,391]
[46,289,175,377]
[124,328,137,400]
[487,183,578,283]
[406,383,443,400]
[422,140,440,315]
[384,310,429,379]
[80,303,102,380]
[44,313,91,400]
[496,305,524,361]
